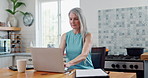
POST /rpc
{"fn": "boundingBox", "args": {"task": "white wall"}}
[18,0,36,52]
[80,0,148,46]
[0,0,9,37]
[0,0,8,22]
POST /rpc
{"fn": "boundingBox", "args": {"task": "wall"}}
[0,0,9,37]
[18,0,36,52]
[0,0,8,22]
[80,0,148,47]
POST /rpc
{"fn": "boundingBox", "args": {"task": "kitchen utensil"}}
[126,47,144,56]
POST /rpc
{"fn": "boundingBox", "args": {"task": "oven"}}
[104,55,144,78]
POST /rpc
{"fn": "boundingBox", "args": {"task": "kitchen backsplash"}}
[98,6,148,55]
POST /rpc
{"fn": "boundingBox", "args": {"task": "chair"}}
[91,47,106,69]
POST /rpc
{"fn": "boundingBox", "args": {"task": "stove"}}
[105,55,142,61]
[104,55,144,78]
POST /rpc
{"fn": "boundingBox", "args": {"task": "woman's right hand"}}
[64,62,71,68]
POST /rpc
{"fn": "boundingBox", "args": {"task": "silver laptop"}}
[30,48,66,73]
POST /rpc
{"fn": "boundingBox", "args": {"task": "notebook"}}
[30,48,67,73]
[76,69,109,78]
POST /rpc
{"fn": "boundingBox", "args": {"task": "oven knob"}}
[111,64,115,68]
[122,65,126,68]
[129,65,133,69]
[134,65,138,69]
[116,64,120,68]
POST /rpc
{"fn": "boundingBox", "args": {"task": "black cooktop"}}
[105,55,143,62]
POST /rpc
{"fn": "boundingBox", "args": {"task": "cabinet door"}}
[14,55,32,65]
[0,56,12,68]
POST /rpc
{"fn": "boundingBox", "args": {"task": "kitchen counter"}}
[141,52,148,60]
[141,52,148,78]
[0,53,31,57]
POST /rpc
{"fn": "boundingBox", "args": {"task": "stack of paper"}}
[76,69,109,78]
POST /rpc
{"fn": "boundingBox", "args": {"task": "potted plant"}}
[6,0,26,27]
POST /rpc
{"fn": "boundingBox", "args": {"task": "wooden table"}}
[0,68,136,78]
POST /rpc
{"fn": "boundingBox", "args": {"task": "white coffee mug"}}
[17,59,27,73]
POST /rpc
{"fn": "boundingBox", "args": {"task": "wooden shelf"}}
[0,27,21,31]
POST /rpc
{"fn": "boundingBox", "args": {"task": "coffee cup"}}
[16,59,27,73]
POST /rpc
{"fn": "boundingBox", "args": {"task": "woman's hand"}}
[64,62,71,68]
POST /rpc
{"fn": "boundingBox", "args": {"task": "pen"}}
[64,71,69,74]
[68,71,74,76]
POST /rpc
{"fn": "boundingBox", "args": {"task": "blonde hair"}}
[68,8,88,43]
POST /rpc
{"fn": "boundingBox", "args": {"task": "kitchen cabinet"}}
[0,56,13,68]
[0,53,32,68]
[144,61,148,78]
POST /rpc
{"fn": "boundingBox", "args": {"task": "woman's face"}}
[69,12,80,30]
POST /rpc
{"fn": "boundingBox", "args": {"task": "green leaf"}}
[19,11,27,15]
[6,9,15,15]
[15,2,26,9]
[11,0,17,3]
[15,10,19,13]
[6,0,26,15]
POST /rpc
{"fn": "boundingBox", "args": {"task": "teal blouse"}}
[66,30,94,69]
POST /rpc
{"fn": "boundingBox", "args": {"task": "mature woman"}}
[60,8,94,69]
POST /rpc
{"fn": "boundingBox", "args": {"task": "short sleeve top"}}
[66,30,94,69]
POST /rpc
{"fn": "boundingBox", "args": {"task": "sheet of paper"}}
[76,69,108,77]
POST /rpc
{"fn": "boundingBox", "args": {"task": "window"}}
[36,0,79,47]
